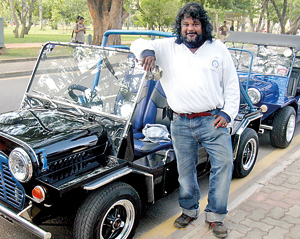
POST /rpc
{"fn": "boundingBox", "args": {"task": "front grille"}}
[38,144,106,184]
[0,154,25,210]
[48,151,91,181]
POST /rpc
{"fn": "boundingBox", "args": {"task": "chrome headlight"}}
[247,88,261,104]
[9,148,33,182]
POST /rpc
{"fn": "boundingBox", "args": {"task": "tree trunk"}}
[19,0,29,38]
[39,0,43,30]
[270,0,287,34]
[24,0,36,34]
[8,0,19,38]
[256,0,269,32]
[86,0,128,45]
[286,14,300,35]
[249,16,255,32]
[267,7,270,33]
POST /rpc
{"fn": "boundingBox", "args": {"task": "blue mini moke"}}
[226,31,300,148]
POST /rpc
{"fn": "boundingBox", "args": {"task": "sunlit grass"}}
[1,48,41,60]
[1,25,158,59]
[3,25,89,43]
[3,25,150,44]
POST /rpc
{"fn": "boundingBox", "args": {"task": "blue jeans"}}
[171,109,233,222]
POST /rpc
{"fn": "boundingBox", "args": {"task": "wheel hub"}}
[106,214,123,230]
[242,138,257,171]
[112,218,122,230]
[100,199,135,239]
[286,114,296,143]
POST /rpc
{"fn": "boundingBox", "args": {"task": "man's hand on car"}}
[142,56,156,72]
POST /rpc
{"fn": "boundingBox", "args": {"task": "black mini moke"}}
[0,34,262,239]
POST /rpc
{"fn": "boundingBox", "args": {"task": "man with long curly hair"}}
[131,2,239,238]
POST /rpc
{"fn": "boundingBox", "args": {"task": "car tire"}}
[270,106,296,149]
[73,182,141,239]
[233,128,258,178]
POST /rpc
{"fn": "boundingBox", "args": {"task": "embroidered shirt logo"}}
[211,59,220,71]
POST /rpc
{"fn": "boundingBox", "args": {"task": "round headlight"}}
[247,88,261,104]
[9,148,33,183]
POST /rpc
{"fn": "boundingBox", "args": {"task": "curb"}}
[0,58,37,63]
[0,71,33,79]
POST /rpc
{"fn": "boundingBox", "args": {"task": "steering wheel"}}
[68,84,103,107]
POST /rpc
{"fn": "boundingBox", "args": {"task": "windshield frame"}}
[20,42,147,139]
[226,42,295,77]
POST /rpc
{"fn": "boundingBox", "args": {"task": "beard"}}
[182,32,204,48]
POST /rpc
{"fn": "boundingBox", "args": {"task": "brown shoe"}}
[174,213,197,228]
[207,221,228,238]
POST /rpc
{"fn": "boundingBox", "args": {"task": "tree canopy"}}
[2,0,300,40]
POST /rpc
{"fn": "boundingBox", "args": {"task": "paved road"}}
[0,76,29,112]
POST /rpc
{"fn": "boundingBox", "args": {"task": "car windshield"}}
[24,43,146,120]
[226,43,293,76]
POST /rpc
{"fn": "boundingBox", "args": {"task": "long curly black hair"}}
[173,2,213,44]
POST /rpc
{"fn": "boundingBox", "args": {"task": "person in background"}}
[131,2,239,238]
[74,16,86,44]
[219,21,228,42]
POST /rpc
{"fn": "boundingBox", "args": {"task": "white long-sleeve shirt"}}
[131,37,240,122]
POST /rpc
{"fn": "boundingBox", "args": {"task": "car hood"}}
[0,109,104,156]
[239,74,279,102]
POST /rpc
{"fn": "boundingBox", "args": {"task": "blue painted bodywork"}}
[101,30,174,47]
[228,46,300,124]
[239,72,300,122]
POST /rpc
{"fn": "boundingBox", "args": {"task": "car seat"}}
[114,53,156,132]
[134,80,173,157]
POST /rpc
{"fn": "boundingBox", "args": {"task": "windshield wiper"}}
[28,109,53,132]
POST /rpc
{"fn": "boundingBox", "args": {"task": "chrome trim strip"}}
[260,124,273,131]
[132,169,154,203]
[83,166,155,203]
[0,132,39,165]
[163,149,175,163]
[235,114,262,136]
[233,114,262,159]
[83,167,133,190]
[0,204,51,239]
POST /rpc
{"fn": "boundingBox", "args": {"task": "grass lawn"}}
[3,48,41,60]
[1,25,77,60]
[1,25,153,60]
[3,25,77,43]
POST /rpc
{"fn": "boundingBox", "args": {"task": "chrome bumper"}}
[0,204,51,239]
